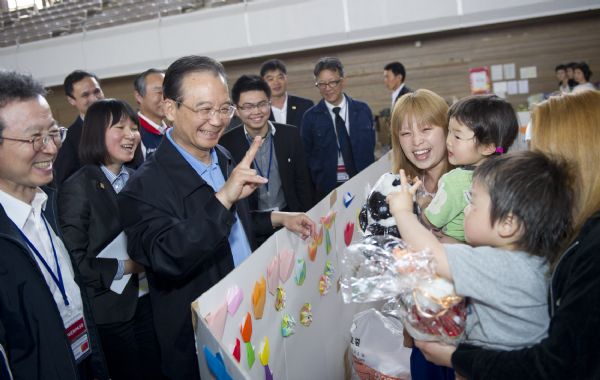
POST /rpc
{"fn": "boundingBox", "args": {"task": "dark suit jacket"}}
[117,138,271,380]
[54,116,83,186]
[268,94,314,128]
[300,94,375,199]
[219,122,314,213]
[394,84,413,104]
[58,165,139,325]
[0,186,109,380]
[54,116,144,187]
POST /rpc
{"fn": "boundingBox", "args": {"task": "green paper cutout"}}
[325,229,332,254]
[245,341,255,369]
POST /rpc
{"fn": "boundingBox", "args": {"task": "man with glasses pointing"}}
[220,75,314,245]
[117,56,315,380]
[301,57,375,200]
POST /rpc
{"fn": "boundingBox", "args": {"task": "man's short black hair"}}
[574,62,593,81]
[555,64,567,72]
[260,59,287,77]
[0,70,46,137]
[448,94,518,153]
[566,62,578,69]
[473,150,574,262]
[134,68,164,97]
[384,61,406,81]
[231,75,271,105]
[64,70,99,98]
[313,57,344,78]
[79,98,138,166]
[163,55,227,104]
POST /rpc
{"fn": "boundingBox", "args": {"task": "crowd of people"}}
[0,52,598,380]
[554,61,596,94]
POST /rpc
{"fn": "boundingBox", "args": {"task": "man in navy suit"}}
[301,57,375,200]
[384,61,412,108]
[133,68,168,159]
[260,59,314,128]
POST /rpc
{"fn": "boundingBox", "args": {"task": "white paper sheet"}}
[503,63,516,80]
[491,65,503,81]
[507,80,518,95]
[519,66,537,79]
[97,232,131,294]
[518,80,529,94]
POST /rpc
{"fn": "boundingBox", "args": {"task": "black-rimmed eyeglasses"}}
[315,79,343,90]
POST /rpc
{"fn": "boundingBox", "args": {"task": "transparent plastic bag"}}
[341,236,466,345]
[382,277,467,344]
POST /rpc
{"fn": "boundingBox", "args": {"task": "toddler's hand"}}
[387,169,421,216]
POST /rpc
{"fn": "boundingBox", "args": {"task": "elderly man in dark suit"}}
[220,74,314,244]
[118,56,315,380]
[301,57,376,200]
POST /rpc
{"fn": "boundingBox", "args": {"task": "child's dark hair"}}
[473,150,574,263]
[448,95,518,154]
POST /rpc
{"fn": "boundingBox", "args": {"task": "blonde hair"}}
[390,89,450,177]
[531,90,600,233]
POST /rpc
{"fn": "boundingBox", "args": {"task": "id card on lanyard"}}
[18,216,91,363]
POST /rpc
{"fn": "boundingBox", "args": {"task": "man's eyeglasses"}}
[237,100,271,112]
[315,79,343,90]
[176,100,236,120]
[1,127,67,152]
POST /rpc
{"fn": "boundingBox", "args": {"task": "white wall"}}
[0,0,598,86]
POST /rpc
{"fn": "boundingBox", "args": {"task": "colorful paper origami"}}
[281,313,297,337]
[278,249,295,283]
[308,240,318,262]
[324,260,335,278]
[205,301,227,341]
[300,303,313,326]
[325,229,332,254]
[258,337,273,380]
[321,211,336,229]
[267,256,280,295]
[240,313,255,369]
[343,191,355,208]
[226,285,243,316]
[232,338,241,363]
[294,258,306,286]
[275,286,286,311]
[315,225,324,245]
[203,346,233,380]
[319,274,331,295]
[252,276,266,320]
[344,222,355,246]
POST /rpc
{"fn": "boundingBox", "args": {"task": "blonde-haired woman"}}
[416,90,600,380]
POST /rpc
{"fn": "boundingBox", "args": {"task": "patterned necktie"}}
[333,107,357,177]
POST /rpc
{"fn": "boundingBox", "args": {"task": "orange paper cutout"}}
[240,312,253,342]
[252,276,266,320]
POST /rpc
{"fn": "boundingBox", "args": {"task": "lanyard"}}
[247,135,274,192]
[18,216,69,306]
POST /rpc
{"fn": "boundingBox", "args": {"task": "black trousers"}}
[96,295,166,380]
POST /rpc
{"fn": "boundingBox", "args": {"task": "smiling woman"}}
[57,99,165,380]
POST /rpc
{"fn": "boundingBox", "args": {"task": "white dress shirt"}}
[271,94,288,124]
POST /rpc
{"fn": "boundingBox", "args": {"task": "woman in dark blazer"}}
[58,99,164,380]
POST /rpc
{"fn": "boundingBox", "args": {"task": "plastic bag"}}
[341,236,466,345]
[349,308,411,380]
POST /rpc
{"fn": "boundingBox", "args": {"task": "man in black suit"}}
[118,56,315,380]
[220,75,314,243]
[384,61,412,109]
[54,70,105,185]
[260,58,314,128]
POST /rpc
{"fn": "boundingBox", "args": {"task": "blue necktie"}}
[333,107,357,177]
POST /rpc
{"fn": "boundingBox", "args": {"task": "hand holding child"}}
[386,169,422,216]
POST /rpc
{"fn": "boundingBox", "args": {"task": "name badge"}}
[65,314,91,363]
[337,164,349,182]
